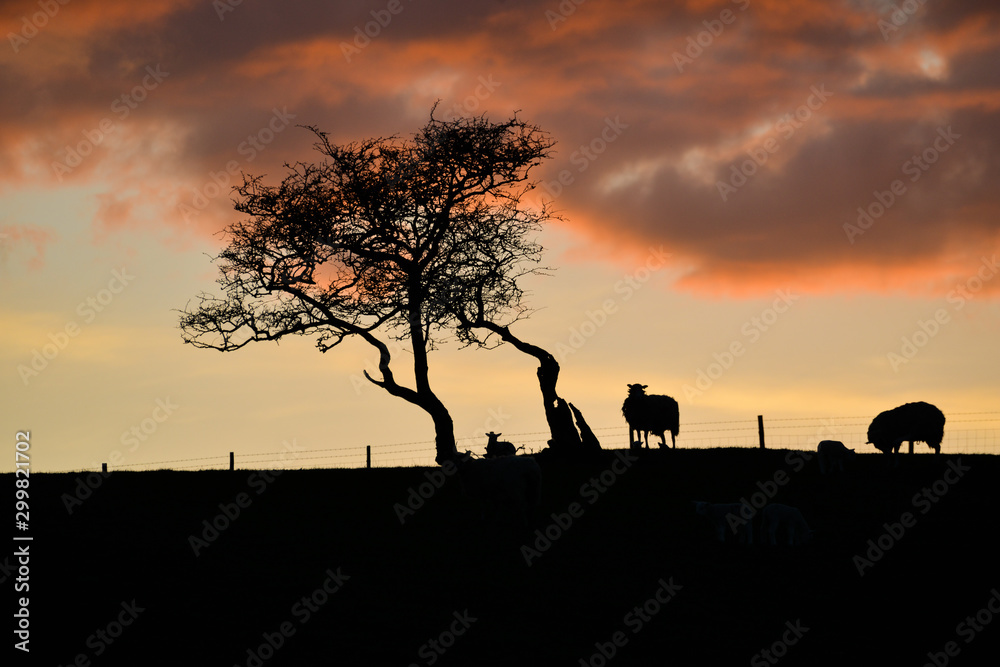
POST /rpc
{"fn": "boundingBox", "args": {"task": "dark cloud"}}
[3,0,997,293]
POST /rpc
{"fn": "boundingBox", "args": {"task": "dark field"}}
[9,449,1000,666]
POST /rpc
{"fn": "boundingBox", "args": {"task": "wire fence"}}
[37,412,1000,474]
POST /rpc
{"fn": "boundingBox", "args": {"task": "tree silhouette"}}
[179,108,563,463]
[442,219,602,456]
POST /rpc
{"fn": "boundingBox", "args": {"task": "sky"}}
[2,0,998,473]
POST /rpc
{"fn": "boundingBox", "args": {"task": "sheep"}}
[622,383,679,449]
[693,501,753,545]
[867,401,945,455]
[452,451,542,527]
[760,503,813,546]
[484,431,516,459]
[817,440,856,474]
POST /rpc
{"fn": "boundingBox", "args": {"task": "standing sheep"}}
[622,383,679,449]
[484,432,517,459]
[693,501,753,545]
[451,451,542,527]
[817,440,856,474]
[867,401,945,455]
[760,504,813,546]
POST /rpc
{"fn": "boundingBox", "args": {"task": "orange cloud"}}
[1,0,997,298]
[0,225,57,270]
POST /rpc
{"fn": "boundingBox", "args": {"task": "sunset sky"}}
[2,0,998,473]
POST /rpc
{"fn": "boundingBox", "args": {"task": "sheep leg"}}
[762,517,777,546]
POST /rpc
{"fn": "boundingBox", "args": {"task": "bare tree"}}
[179,108,556,464]
[442,215,602,456]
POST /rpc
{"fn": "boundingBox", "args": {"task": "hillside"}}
[10,449,999,666]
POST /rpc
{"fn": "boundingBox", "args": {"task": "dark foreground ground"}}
[7,448,999,666]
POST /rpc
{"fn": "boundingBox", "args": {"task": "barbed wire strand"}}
[28,413,999,473]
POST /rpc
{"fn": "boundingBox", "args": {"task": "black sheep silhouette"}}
[622,383,679,449]
[867,401,945,454]
[484,432,516,458]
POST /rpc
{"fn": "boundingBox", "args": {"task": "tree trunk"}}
[464,320,599,455]
[364,373,458,464]
[570,402,602,455]
[536,354,582,454]
[428,400,458,465]
[405,287,459,465]
[360,321,458,465]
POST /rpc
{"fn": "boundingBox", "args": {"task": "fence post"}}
[757,415,766,450]
[102,462,107,474]
[230,451,234,471]
[366,445,371,469]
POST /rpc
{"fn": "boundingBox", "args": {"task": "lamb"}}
[622,383,679,449]
[817,440,856,474]
[760,503,813,546]
[693,501,753,545]
[452,451,542,527]
[484,432,516,459]
[867,401,945,455]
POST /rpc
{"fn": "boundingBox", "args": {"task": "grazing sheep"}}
[484,432,517,459]
[452,451,542,526]
[760,504,813,546]
[817,440,856,474]
[622,383,680,449]
[867,401,945,455]
[693,501,753,545]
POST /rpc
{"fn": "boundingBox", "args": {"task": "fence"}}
[40,412,1000,473]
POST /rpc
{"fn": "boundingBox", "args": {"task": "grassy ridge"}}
[12,449,999,666]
